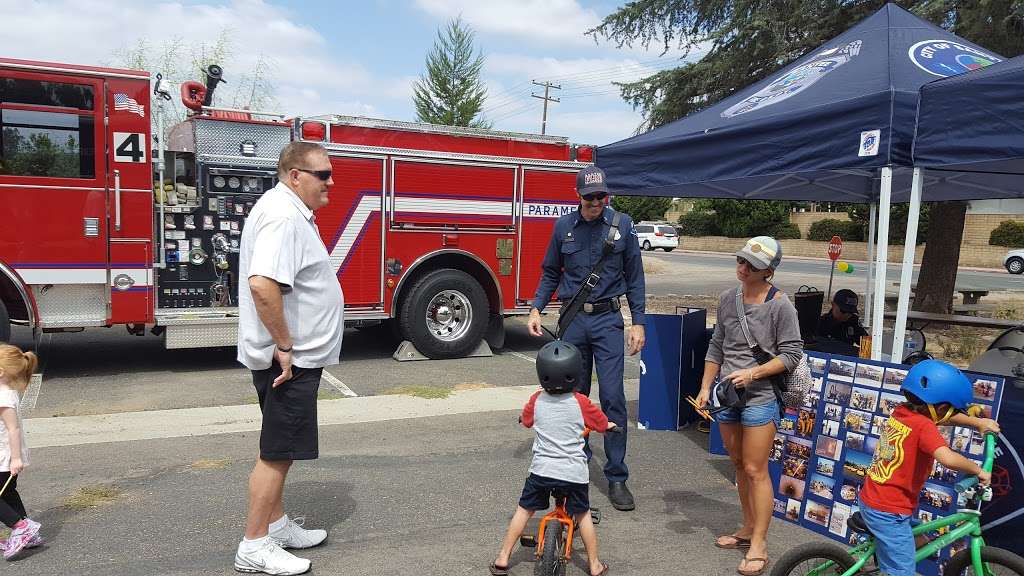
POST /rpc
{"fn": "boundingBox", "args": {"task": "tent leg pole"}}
[871,167,893,361]
[865,203,877,329]
[891,168,922,364]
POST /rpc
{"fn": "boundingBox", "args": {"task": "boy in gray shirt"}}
[491,341,614,576]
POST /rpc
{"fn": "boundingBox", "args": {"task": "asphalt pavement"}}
[14,403,819,575]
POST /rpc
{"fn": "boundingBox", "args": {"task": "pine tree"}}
[590,0,1024,314]
[413,17,491,128]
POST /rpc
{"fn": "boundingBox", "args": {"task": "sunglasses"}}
[294,168,333,181]
[736,256,753,268]
[581,191,608,202]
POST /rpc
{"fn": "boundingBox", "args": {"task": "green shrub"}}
[770,222,802,240]
[808,219,860,242]
[989,220,1024,247]
[677,211,720,236]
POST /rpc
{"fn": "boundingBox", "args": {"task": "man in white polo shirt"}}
[234,142,344,576]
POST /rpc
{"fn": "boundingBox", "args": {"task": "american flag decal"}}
[113,93,145,117]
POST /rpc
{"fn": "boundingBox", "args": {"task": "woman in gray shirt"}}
[695,236,803,576]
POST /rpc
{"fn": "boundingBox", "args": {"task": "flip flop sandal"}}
[591,563,610,576]
[715,534,752,549]
[737,556,769,576]
[489,563,510,576]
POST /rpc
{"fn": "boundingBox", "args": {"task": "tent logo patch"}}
[722,40,862,118]
[859,130,880,157]
[908,40,1002,77]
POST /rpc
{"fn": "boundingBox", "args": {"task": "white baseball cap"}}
[736,236,783,270]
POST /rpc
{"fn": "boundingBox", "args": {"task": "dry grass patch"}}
[190,458,231,470]
[64,485,121,510]
[453,382,494,391]
[642,258,668,275]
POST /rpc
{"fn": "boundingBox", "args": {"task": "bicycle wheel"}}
[535,520,566,576]
[944,547,1024,575]
[770,542,858,576]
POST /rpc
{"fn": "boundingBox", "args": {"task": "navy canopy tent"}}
[889,55,1024,358]
[597,3,1004,203]
[597,3,1009,359]
[914,54,1024,178]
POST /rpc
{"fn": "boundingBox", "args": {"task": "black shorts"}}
[252,363,322,461]
[518,473,590,515]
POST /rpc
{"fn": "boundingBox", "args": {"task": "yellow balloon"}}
[837,261,855,273]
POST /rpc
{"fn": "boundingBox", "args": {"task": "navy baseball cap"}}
[834,289,859,313]
[576,166,610,197]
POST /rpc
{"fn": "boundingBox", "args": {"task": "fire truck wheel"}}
[400,269,488,359]
[0,300,9,344]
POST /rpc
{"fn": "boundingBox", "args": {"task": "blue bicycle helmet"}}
[901,359,973,412]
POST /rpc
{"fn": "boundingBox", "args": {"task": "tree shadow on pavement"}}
[282,480,358,532]
[662,489,742,538]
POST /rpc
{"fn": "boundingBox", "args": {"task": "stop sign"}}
[828,235,843,261]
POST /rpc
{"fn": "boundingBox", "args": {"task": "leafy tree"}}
[111,29,278,144]
[589,0,1024,313]
[413,17,491,128]
[847,203,930,245]
[611,196,673,222]
[692,199,793,238]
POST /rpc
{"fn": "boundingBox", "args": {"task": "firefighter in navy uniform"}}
[527,165,646,511]
[817,289,868,350]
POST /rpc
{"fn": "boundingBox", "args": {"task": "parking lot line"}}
[322,369,358,397]
[506,350,536,363]
[22,373,43,415]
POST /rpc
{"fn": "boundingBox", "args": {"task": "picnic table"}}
[883,310,1021,330]
[886,283,991,307]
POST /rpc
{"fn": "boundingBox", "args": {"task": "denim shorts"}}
[858,500,915,576]
[716,400,781,428]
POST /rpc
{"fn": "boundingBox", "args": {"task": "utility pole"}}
[531,80,561,135]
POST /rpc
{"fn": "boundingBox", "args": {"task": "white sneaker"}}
[234,539,311,575]
[269,516,327,550]
[4,519,40,560]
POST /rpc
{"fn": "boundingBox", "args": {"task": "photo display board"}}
[769,353,1005,576]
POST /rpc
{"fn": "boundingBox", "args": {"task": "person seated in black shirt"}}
[816,289,868,353]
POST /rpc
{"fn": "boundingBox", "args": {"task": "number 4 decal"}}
[113,132,146,163]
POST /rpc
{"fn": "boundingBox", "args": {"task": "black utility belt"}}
[578,298,621,315]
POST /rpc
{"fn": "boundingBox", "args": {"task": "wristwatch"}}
[277,344,293,353]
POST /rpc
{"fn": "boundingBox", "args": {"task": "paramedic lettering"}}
[525,204,577,218]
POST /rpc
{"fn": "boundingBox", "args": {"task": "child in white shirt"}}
[0,344,41,560]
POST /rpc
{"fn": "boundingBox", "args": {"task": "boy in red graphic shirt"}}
[859,360,999,576]
[491,341,614,576]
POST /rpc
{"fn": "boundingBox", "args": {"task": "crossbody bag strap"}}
[557,211,623,338]
[736,286,787,412]
[734,287,758,351]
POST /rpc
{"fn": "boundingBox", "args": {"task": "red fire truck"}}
[0,57,593,358]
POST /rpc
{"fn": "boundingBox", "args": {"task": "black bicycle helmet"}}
[536,341,582,394]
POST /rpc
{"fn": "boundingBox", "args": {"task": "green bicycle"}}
[772,433,1024,576]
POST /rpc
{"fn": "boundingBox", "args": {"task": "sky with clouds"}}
[0,0,696,145]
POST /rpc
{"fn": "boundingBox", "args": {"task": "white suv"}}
[635,222,679,252]
[1005,248,1024,274]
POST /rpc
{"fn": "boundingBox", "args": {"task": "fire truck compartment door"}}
[321,155,386,307]
[391,160,516,229]
[104,77,153,326]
